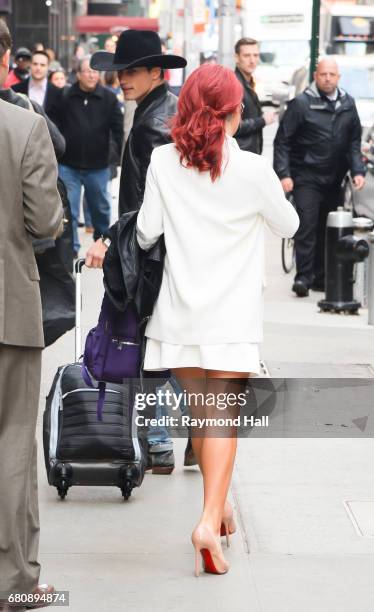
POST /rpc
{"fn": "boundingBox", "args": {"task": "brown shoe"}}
[85,226,94,234]
[184,438,197,467]
[26,584,55,609]
[146,449,175,474]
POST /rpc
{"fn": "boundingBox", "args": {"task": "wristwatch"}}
[101,235,111,249]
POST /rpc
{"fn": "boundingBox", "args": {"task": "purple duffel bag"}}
[82,294,141,420]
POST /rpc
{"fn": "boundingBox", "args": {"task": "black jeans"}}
[293,183,343,286]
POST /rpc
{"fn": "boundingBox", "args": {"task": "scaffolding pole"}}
[218,0,236,68]
[309,0,321,83]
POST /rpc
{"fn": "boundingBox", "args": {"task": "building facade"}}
[0,0,85,67]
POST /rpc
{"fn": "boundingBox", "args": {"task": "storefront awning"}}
[75,16,159,34]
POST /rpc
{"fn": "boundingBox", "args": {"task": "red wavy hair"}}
[171,64,243,182]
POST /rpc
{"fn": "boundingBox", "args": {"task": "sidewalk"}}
[262,227,374,376]
[36,169,374,611]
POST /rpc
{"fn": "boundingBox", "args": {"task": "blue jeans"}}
[59,165,111,252]
[147,376,186,452]
[83,196,93,228]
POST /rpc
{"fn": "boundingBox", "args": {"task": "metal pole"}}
[309,0,321,83]
[183,0,194,73]
[218,0,236,68]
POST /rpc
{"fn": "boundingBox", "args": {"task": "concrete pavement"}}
[34,132,374,610]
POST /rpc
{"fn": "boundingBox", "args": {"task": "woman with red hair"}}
[136,64,299,576]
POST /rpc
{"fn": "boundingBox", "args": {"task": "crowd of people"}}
[0,17,367,608]
[2,31,365,294]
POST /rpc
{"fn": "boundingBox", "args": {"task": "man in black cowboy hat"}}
[86,30,194,474]
[88,29,186,219]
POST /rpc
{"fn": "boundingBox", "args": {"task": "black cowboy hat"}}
[90,30,186,72]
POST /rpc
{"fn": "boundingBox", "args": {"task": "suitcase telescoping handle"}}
[74,258,85,362]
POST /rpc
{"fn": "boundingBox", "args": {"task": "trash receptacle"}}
[353,217,374,307]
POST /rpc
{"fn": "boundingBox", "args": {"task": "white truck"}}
[320,2,374,57]
[242,0,313,102]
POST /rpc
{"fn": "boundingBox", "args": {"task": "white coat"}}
[137,136,299,345]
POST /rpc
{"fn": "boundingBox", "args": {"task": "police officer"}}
[274,58,365,297]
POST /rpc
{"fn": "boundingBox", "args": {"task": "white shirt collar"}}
[30,77,47,91]
[326,88,338,102]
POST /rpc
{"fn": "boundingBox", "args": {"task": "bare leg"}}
[171,368,206,473]
[172,368,249,531]
[172,368,250,574]
[199,373,248,532]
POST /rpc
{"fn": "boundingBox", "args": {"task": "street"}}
[35,123,374,611]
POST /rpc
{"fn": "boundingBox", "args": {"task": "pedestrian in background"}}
[12,49,61,123]
[103,70,124,110]
[274,58,366,297]
[0,20,64,607]
[57,56,123,256]
[4,46,31,87]
[234,37,277,154]
[86,29,191,475]
[45,47,56,63]
[0,28,65,160]
[48,67,68,90]
[136,63,298,575]
[104,36,116,54]
[33,42,45,53]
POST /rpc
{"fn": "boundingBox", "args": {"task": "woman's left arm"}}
[136,154,164,251]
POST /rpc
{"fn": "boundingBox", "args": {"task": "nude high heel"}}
[220,501,237,547]
[191,524,229,577]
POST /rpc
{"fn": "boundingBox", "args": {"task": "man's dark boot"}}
[184,437,197,467]
[146,448,175,475]
[311,277,325,292]
[292,279,309,297]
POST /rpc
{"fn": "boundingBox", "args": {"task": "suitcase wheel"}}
[121,480,133,501]
[57,481,69,500]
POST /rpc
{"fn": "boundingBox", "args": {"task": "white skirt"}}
[144,338,260,374]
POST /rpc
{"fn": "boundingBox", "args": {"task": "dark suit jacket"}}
[12,78,61,124]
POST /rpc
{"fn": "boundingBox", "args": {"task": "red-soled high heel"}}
[192,524,229,577]
[220,501,237,547]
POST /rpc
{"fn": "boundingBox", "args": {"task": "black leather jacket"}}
[234,68,265,155]
[274,82,365,187]
[104,212,165,322]
[118,83,178,216]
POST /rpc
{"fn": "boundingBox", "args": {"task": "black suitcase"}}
[43,260,146,500]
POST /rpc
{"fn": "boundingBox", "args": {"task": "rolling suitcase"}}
[43,259,146,500]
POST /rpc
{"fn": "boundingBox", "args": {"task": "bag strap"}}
[81,365,106,421]
[97,382,106,422]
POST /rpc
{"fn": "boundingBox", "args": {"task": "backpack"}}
[82,294,141,420]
